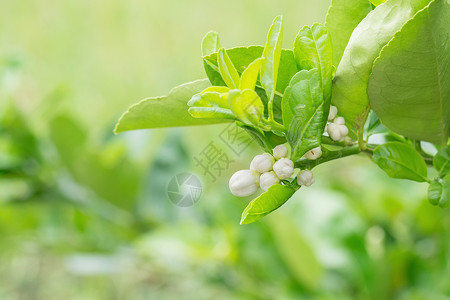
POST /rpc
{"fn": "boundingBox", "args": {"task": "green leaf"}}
[187,91,236,120]
[282,69,325,161]
[240,184,296,225]
[434,145,450,177]
[228,89,264,126]
[218,48,240,89]
[370,0,387,5]
[332,0,430,129]
[201,31,222,56]
[373,142,428,182]
[261,15,283,106]
[293,23,333,117]
[368,0,450,145]
[114,79,230,133]
[325,0,373,66]
[203,46,298,94]
[269,217,323,290]
[428,178,450,207]
[239,58,263,90]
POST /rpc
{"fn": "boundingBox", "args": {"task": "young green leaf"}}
[373,142,428,182]
[370,0,387,5]
[434,145,450,177]
[239,57,263,90]
[293,23,333,117]
[228,89,264,127]
[218,48,240,89]
[428,178,450,208]
[282,69,325,161]
[332,0,429,130]
[188,91,235,120]
[240,184,296,225]
[325,0,373,66]
[368,0,450,145]
[201,31,222,56]
[114,79,230,133]
[202,46,298,94]
[261,15,283,120]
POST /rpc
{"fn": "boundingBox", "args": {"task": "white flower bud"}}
[334,116,345,125]
[273,158,294,180]
[304,146,322,160]
[273,144,288,160]
[328,105,338,121]
[327,123,342,141]
[260,171,280,192]
[229,169,259,197]
[338,124,349,137]
[297,170,315,187]
[250,153,274,173]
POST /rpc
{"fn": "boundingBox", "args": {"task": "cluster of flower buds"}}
[326,105,349,142]
[229,144,316,197]
[229,144,294,197]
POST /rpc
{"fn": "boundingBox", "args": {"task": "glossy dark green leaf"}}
[228,89,264,126]
[368,0,450,145]
[218,48,240,89]
[325,0,373,66]
[240,184,296,225]
[201,31,222,56]
[261,15,283,106]
[114,79,230,133]
[373,142,428,182]
[434,145,450,176]
[203,46,298,94]
[332,0,429,129]
[282,69,325,161]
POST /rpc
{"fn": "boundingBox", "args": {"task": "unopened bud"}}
[297,170,315,187]
[328,105,338,121]
[260,171,280,192]
[229,170,259,197]
[250,153,274,173]
[304,146,322,160]
[273,158,294,180]
[273,144,288,160]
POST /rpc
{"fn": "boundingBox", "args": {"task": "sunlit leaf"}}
[203,46,298,94]
[240,184,296,225]
[201,31,222,56]
[261,15,283,107]
[368,0,450,145]
[218,48,240,89]
[332,0,429,129]
[114,79,230,133]
[228,89,264,126]
[239,58,263,90]
[325,0,373,66]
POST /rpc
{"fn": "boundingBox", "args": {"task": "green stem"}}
[295,145,361,170]
[261,117,285,132]
[268,99,274,121]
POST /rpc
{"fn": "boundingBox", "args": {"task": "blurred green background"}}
[1,0,450,299]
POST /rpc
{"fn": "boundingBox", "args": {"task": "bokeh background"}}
[1,0,450,299]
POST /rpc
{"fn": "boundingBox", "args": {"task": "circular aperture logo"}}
[167,172,202,207]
